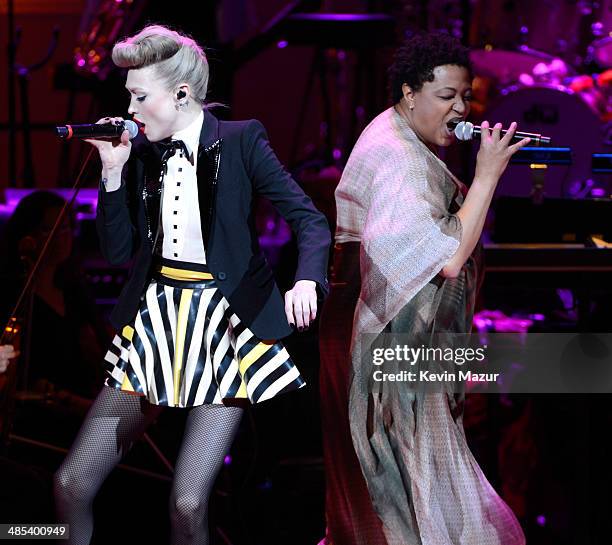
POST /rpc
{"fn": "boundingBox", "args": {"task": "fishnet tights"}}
[54,385,243,545]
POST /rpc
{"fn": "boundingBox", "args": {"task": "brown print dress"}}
[321,107,525,545]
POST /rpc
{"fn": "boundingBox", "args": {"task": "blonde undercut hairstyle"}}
[112,24,209,105]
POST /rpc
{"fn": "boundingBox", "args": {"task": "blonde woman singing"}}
[54,24,330,545]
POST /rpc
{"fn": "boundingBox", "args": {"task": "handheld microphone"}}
[449,120,551,146]
[55,120,139,140]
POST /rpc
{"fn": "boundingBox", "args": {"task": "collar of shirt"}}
[171,109,204,160]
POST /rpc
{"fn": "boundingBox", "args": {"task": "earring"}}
[409,100,415,110]
[175,100,189,111]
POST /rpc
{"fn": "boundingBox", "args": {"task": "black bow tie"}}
[155,138,194,166]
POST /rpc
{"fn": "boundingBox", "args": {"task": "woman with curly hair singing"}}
[319,33,527,545]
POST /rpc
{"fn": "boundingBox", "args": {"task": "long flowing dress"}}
[320,240,388,545]
[320,106,526,545]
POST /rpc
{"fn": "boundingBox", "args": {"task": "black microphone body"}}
[450,121,551,146]
[56,120,139,140]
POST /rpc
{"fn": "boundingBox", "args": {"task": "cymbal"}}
[470,49,543,82]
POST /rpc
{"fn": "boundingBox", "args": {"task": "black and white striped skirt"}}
[103,259,305,407]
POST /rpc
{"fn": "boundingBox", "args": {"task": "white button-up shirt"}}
[159,110,207,264]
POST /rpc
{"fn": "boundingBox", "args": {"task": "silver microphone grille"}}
[453,121,474,141]
[124,120,139,140]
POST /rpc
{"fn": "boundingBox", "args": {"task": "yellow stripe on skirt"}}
[102,261,305,407]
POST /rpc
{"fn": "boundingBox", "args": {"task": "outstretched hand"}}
[474,121,532,182]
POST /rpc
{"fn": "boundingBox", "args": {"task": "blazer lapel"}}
[197,108,222,248]
[134,135,163,246]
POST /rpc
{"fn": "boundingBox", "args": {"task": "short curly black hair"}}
[388,32,472,104]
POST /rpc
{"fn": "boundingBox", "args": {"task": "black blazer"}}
[96,109,331,340]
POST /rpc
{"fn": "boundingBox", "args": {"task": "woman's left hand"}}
[285,280,318,331]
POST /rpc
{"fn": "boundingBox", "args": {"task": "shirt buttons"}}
[161,136,201,262]
[217,271,227,281]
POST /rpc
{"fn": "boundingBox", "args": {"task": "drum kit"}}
[466,0,612,198]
